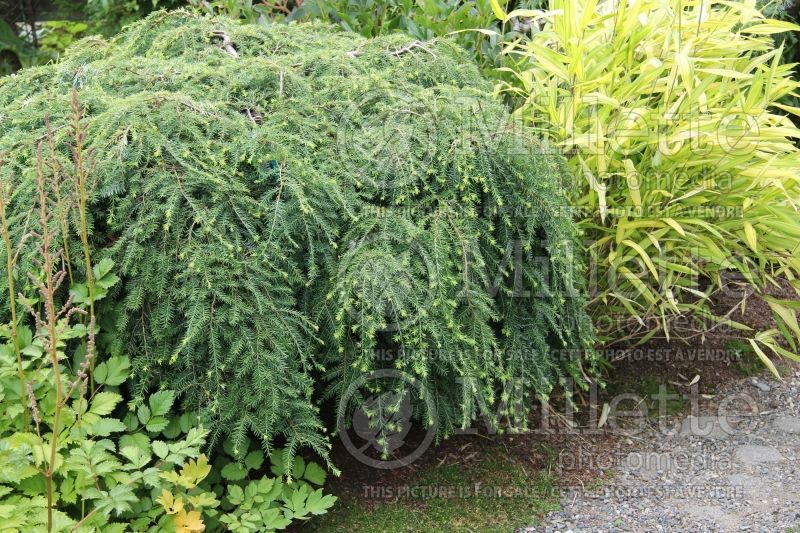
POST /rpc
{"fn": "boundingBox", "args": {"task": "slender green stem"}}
[35,142,62,533]
[0,177,27,431]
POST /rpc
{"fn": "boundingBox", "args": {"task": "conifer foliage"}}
[0,11,596,462]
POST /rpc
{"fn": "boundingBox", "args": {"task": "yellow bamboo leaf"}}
[448,29,501,37]
[662,218,686,236]
[762,341,800,362]
[676,45,693,94]
[622,239,659,279]
[764,297,800,339]
[742,21,800,34]
[490,0,508,21]
[618,266,658,305]
[579,156,606,222]
[718,0,766,20]
[696,68,753,80]
[743,221,758,252]
[646,233,661,252]
[749,339,781,379]
[622,159,642,209]
[651,257,698,276]
[528,42,571,81]
[774,103,800,117]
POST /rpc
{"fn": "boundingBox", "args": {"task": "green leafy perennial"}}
[0,11,596,462]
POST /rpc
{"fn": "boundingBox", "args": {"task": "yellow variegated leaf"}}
[696,68,753,80]
[764,297,800,340]
[749,340,781,379]
[742,20,800,34]
[743,221,758,252]
[490,0,507,21]
[621,239,659,279]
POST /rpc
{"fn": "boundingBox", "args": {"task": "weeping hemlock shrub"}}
[0,11,596,463]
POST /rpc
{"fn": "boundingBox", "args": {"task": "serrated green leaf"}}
[292,456,305,479]
[221,461,248,481]
[94,356,130,386]
[137,404,151,425]
[244,450,264,471]
[188,491,218,508]
[178,413,196,434]
[261,507,292,530]
[227,484,244,506]
[69,284,89,305]
[162,417,182,439]
[95,273,120,290]
[152,441,169,459]
[146,416,169,433]
[89,392,122,417]
[148,390,175,417]
[302,462,326,486]
[90,418,127,437]
[93,257,115,279]
[304,488,337,515]
[120,446,149,468]
[269,448,288,477]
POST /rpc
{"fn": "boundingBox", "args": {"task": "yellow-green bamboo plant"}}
[494,0,800,369]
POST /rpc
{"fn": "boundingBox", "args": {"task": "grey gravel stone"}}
[750,378,771,393]
[679,416,733,440]
[772,416,800,434]
[520,374,800,533]
[734,445,784,465]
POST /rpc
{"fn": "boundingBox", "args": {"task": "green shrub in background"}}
[84,0,185,36]
[761,0,800,56]
[496,0,800,367]
[289,0,508,70]
[0,19,93,74]
[0,11,597,468]
[37,21,91,57]
[760,0,800,112]
[189,0,541,72]
[0,19,38,75]
[1,0,184,74]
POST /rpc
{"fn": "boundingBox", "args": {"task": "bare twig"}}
[213,31,239,58]
[390,40,438,59]
[243,108,263,125]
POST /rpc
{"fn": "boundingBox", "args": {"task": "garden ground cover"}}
[306,284,800,531]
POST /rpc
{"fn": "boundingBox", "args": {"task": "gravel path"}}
[524,372,800,532]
